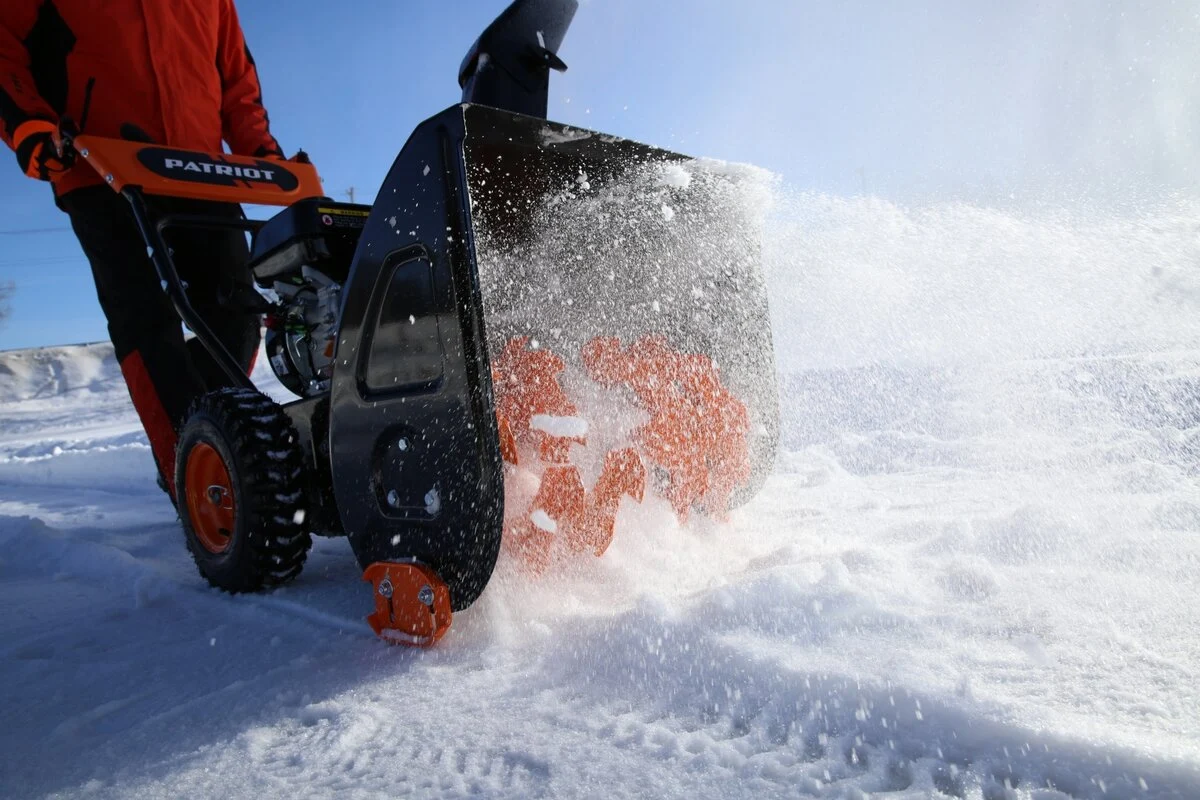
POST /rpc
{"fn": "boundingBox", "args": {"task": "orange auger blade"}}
[491,336,585,463]
[572,447,646,556]
[528,465,586,565]
[583,335,751,521]
[363,562,453,647]
[491,337,647,569]
[497,414,520,466]
[491,333,748,571]
[505,451,648,568]
[492,337,580,569]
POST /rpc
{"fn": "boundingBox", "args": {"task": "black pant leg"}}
[158,198,262,387]
[60,188,264,493]
[60,186,204,485]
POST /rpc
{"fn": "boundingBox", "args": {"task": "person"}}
[1,0,284,501]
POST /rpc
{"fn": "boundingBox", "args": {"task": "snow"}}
[539,126,593,146]
[530,509,558,533]
[530,414,589,439]
[3,190,1200,799]
[657,163,694,191]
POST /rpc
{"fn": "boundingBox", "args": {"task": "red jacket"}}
[0,0,281,197]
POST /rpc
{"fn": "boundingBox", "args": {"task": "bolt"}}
[397,438,409,452]
[417,585,435,607]
[105,174,114,184]
[386,489,400,508]
[378,578,393,599]
[79,148,89,158]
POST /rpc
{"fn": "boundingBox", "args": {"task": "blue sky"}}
[1,0,1197,349]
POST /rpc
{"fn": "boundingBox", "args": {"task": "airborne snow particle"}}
[658,163,692,190]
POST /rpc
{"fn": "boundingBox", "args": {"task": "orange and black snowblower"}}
[64,0,779,645]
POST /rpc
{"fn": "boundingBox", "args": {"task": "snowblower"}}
[61,0,779,645]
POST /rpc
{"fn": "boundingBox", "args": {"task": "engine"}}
[245,198,370,398]
[265,266,343,397]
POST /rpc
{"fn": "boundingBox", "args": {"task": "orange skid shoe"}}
[363,562,453,646]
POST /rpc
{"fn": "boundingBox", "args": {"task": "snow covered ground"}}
[3,193,1200,799]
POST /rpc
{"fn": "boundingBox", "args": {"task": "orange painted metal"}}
[184,442,236,554]
[491,333,750,569]
[583,335,751,521]
[491,336,585,463]
[491,338,582,568]
[72,134,324,206]
[510,448,648,562]
[496,414,520,466]
[491,337,648,568]
[363,562,453,646]
[575,447,646,556]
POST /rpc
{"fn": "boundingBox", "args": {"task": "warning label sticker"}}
[317,206,370,229]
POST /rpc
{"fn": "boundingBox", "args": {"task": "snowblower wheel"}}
[175,388,312,592]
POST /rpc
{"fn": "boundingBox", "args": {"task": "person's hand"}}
[16,125,75,181]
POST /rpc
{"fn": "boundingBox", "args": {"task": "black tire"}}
[175,388,312,592]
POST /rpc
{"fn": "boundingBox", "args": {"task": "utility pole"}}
[345,187,356,203]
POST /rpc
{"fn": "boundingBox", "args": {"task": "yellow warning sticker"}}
[317,207,371,217]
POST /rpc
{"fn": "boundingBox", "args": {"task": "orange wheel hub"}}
[184,442,236,554]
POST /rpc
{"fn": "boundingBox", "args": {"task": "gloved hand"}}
[15,123,75,181]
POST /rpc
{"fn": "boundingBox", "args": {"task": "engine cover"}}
[248,197,370,285]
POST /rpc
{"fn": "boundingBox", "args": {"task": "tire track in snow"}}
[534,592,1200,799]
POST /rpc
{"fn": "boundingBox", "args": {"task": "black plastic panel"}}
[249,197,371,283]
[282,395,342,535]
[328,106,504,611]
[361,254,446,394]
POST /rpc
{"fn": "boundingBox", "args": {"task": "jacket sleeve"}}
[0,8,59,158]
[216,0,283,158]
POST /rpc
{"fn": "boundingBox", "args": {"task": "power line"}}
[0,259,87,270]
[0,226,72,236]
